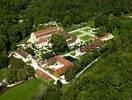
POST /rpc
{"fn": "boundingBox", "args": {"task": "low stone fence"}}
[6,77,33,88]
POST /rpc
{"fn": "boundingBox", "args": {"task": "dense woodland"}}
[0,0,132,99]
[33,17,132,100]
[0,0,132,55]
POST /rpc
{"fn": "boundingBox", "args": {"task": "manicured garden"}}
[69,26,96,42]
[80,35,91,41]
[0,78,44,100]
[71,31,82,36]
[82,27,90,32]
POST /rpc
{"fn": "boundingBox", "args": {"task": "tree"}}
[25,47,35,56]
[0,35,7,52]
[96,26,107,37]
[6,57,34,84]
[33,84,62,100]
[94,15,108,27]
[57,80,62,88]
[42,51,54,60]
[0,54,9,69]
[106,18,122,32]
[63,15,71,26]
[50,33,69,54]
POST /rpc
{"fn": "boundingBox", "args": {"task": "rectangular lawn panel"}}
[0,78,43,100]
[82,28,91,32]
[80,35,91,41]
[71,31,83,36]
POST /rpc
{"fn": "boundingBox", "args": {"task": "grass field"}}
[71,31,82,36]
[82,27,90,32]
[80,35,91,41]
[0,78,44,100]
[0,68,7,81]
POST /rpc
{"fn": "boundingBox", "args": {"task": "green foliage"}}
[0,0,132,99]
[63,15,71,26]
[6,57,34,84]
[0,54,9,69]
[65,51,100,81]
[24,0,132,26]
[57,80,62,88]
[35,17,132,100]
[106,17,123,32]
[0,79,43,100]
[0,35,7,52]
[0,0,32,51]
[50,33,69,54]
[0,68,8,81]
[0,0,132,53]
[33,84,62,100]
[63,17,132,100]
[25,47,35,56]
[41,51,54,60]
[95,15,109,27]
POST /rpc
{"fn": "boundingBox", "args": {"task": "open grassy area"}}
[80,35,91,41]
[71,31,83,36]
[82,27,91,32]
[0,68,7,81]
[0,78,44,100]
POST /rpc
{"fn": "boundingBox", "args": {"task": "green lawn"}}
[80,35,91,41]
[0,68,7,81]
[0,78,44,100]
[71,31,83,36]
[82,27,91,32]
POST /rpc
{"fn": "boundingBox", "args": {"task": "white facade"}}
[13,52,39,70]
[75,49,85,56]
[28,33,37,44]
[13,52,29,62]
[100,34,114,41]
[48,61,64,70]
[67,38,81,49]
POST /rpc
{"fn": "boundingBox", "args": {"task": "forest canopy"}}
[0,0,132,53]
[0,0,132,99]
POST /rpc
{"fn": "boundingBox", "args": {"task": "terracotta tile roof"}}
[33,27,77,45]
[46,57,57,65]
[46,56,73,75]
[35,37,49,44]
[33,26,62,38]
[55,56,73,75]
[80,39,103,52]
[40,60,46,65]
[16,50,28,58]
[35,68,52,80]
[33,26,57,35]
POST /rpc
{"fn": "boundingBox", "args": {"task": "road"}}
[75,57,101,78]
